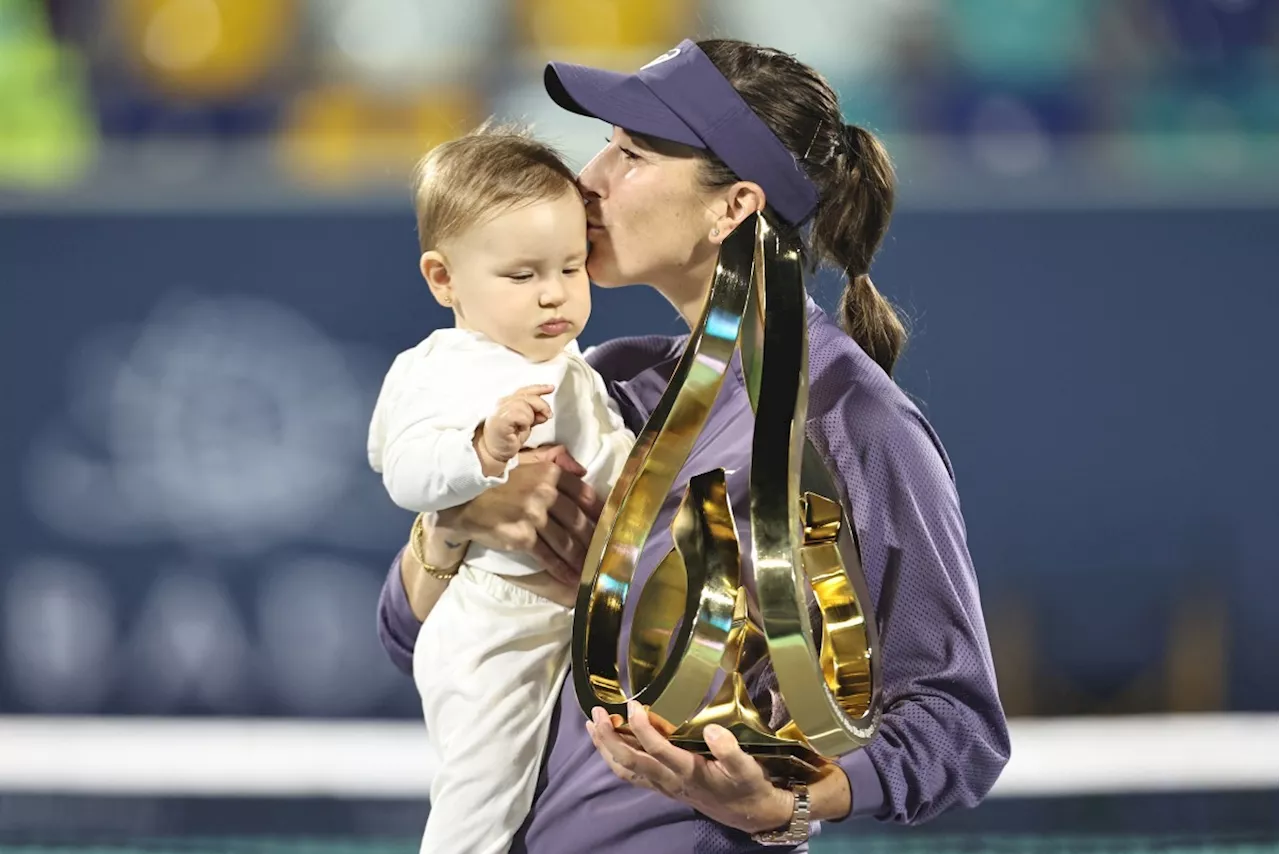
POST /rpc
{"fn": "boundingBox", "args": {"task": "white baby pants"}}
[413,564,573,854]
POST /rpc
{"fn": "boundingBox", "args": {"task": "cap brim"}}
[544,62,705,149]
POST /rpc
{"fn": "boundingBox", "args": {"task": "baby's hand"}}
[476,384,554,473]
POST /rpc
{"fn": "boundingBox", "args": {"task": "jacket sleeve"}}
[755,393,1010,824]
[369,349,516,513]
[831,398,1009,824]
[376,547,419,677]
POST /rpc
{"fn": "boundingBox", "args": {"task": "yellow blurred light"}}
[118,0,296,99]
[515,0,692,65]
[278,86,479,188]
[142,0,223,72]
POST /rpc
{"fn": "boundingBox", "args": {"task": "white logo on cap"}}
[641,48,681,70]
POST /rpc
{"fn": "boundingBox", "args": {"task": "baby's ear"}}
[420,251,454,308]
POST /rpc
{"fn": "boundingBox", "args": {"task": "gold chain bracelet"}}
[410,513,464,580]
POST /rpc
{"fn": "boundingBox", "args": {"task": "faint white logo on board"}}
[25,292,383,555]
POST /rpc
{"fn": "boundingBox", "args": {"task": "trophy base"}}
[618,705,826,785]
[670,735,825,784]
[636,664,829,785]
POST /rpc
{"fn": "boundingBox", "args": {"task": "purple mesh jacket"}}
[376,298,1009,853]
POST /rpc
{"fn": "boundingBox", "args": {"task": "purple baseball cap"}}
[544,39,820,227]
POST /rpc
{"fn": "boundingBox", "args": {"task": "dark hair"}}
[696,39,906,376]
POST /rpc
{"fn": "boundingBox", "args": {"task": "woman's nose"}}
[577,151,607,200]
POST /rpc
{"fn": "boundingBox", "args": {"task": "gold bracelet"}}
[409,513,464,580]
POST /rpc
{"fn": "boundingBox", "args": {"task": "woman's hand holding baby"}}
[475,384,555,476]
[436,443,603,590]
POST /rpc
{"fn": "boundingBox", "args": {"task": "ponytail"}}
[815,124,906,376]
[695,40,907,375]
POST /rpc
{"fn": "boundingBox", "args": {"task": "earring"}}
[710,227,720,237]
[442,297,452,307]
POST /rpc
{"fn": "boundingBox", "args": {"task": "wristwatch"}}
[750,781,810,846]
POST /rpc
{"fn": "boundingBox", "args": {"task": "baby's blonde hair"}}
[412,122,580,253]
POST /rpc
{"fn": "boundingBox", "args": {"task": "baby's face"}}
[442,190,591,362]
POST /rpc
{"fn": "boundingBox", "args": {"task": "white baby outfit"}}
[368,328,635,854]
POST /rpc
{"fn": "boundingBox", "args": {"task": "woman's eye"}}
[605,136,641,161]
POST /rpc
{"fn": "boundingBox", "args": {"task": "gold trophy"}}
[572,213,882,782]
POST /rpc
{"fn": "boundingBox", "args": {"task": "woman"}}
[377,38,1009,852]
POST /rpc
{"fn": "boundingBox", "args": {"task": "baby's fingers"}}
[497,384,553,430]
[526,395,553,423]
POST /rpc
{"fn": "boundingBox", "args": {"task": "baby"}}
[367,124,635,854]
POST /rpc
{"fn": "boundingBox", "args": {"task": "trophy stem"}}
[665,590,822,783]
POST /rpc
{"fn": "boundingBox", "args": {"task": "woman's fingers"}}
[555,471,603,520]
[700,724,762,782]
[585,722,654,789]
[548,447,587,477]
[528,470,599,576]
[627,701,697,781]
[517,445,565,466]
[515,447,596,517]
[589,707,684,795]
[547,492,596,563]
[531,536,578,586]
[444,451,599,579]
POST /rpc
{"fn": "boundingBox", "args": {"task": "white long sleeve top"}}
[368,328,635,576]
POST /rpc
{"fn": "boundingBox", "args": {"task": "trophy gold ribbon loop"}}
[573,213,882,779]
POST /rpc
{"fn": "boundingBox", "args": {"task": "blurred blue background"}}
[0,0,1275,850]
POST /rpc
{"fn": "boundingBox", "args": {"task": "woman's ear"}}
[420,251,456,309]
[709,181,766,244]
